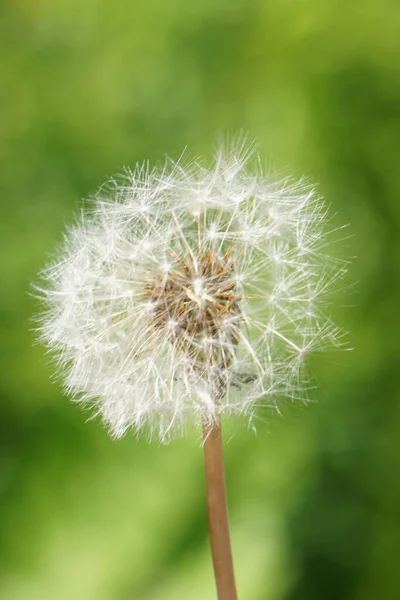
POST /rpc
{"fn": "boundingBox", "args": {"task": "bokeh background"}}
[1,1,400,598]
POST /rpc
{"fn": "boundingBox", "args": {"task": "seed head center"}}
[144,248,242,366]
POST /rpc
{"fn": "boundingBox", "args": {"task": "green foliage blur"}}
[1,1,399,598]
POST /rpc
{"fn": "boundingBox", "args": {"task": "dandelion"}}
[37,139,347,599]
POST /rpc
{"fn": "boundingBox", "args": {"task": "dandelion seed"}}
[36,139,348,599]
[37,141,346,442]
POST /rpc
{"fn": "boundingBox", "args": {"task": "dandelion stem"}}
[203,417,238,600]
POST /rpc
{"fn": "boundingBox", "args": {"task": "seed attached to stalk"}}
[37,139,347,599]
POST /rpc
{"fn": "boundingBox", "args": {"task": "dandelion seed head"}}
[37,140,347,441]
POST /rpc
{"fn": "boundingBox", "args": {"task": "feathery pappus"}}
[37,140,347,441]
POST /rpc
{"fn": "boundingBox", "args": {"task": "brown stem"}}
[203,418,238,600]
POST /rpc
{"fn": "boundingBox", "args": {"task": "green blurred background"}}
[1,1,400,598]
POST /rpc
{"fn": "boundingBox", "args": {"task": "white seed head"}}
[37,141,347,441]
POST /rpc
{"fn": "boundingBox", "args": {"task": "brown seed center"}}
[144,249,242,369]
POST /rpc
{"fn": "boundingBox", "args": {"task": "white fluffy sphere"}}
[38,142,346,441]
